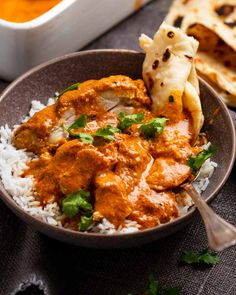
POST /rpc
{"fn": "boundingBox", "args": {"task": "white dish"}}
[0,0,151,81]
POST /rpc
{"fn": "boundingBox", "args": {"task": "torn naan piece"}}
[165,0,236,107]
[139,22,203,143]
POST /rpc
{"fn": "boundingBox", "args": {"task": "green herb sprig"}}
[62,190,92,218]
[128,275,180,295]
[62,190,93,231]
[147,274,160,295]
[187,144,217,172]
[78,216,93,231]
[63,114,94,143]
[94,125,120,141]
[118,112,144,131]
[68,113,87,130]
[139,117,168,139]
[75,133,94,144]
[179,249,220,267]
[55,82,80,99]
[65,113,120,143]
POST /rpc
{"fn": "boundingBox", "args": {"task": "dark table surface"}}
[1,1,236,295]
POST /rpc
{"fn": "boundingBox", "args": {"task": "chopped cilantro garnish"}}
[147,274,160,295]
[77,133,94,144]
[128,274,180,295]
[65,130,94,144]
[68,114,87,130]
[63,114,93,143]
[139,117,168,139]
[118,112,144,131]
[55,82,80,99]
[78,216,93,231]
[65,120,120,143]
[94,125,120,141]
[62,190,92,218]
[187,144,217,172]
[179,249,220,266]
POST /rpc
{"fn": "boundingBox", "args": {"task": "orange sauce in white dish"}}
[0,0,61,23]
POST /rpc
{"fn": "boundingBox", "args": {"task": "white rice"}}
[0,100,217,234]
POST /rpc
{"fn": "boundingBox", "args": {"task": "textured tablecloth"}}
[0,1,236,294]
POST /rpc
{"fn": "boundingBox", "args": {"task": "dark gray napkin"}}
[1,1,236,294]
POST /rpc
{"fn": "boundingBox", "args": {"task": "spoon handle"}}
[182,183,236,251]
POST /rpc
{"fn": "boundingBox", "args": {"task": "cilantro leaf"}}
[128,275,180,295]
[187,144,217,172]
[77,133,94,144]
[94,125,120,141]
[179,251,199,264]
[55,82,80,99]
[119,112,144,131]
[63,114,92,143]
[163,287,181,295]
[78,216,93,231]
[179,249,220,266]
[68,114,87,130]
[147,274,160,295]
[66,131,94,144]
[62,190,92,218]
[139,118,168,139]
[197,249,220,265]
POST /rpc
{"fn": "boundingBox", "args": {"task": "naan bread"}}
[139,22,203,142]
[165,0,236,107]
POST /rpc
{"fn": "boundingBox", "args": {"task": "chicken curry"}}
[0,0,61,23]
[13,75,202,231]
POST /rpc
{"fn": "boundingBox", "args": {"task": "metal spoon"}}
[182,180,236,252]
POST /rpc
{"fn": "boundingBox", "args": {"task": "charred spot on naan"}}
[224,21,236,28]
[173,16,184,28]
[215,4,235,17]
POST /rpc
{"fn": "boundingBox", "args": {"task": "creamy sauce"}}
[15,75,200,230]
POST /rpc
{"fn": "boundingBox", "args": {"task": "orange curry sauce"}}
[13,75,200,230]
[0,0,61,23]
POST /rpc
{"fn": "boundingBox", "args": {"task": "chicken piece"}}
[13,104,58,154]
[13,75,150,154]
[129,191,179,228]
[56,75,150,118]
[115,134,152,193]
[80,75,151,109]
[97,142,119,165]
[94,171,132,227]
[146,157,191,191]
[151,119,200,162]
[23,151,62,204]
[53,141,112,195]
[24,140,112,202]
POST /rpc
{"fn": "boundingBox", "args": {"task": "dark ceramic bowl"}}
[0,50,235,248]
